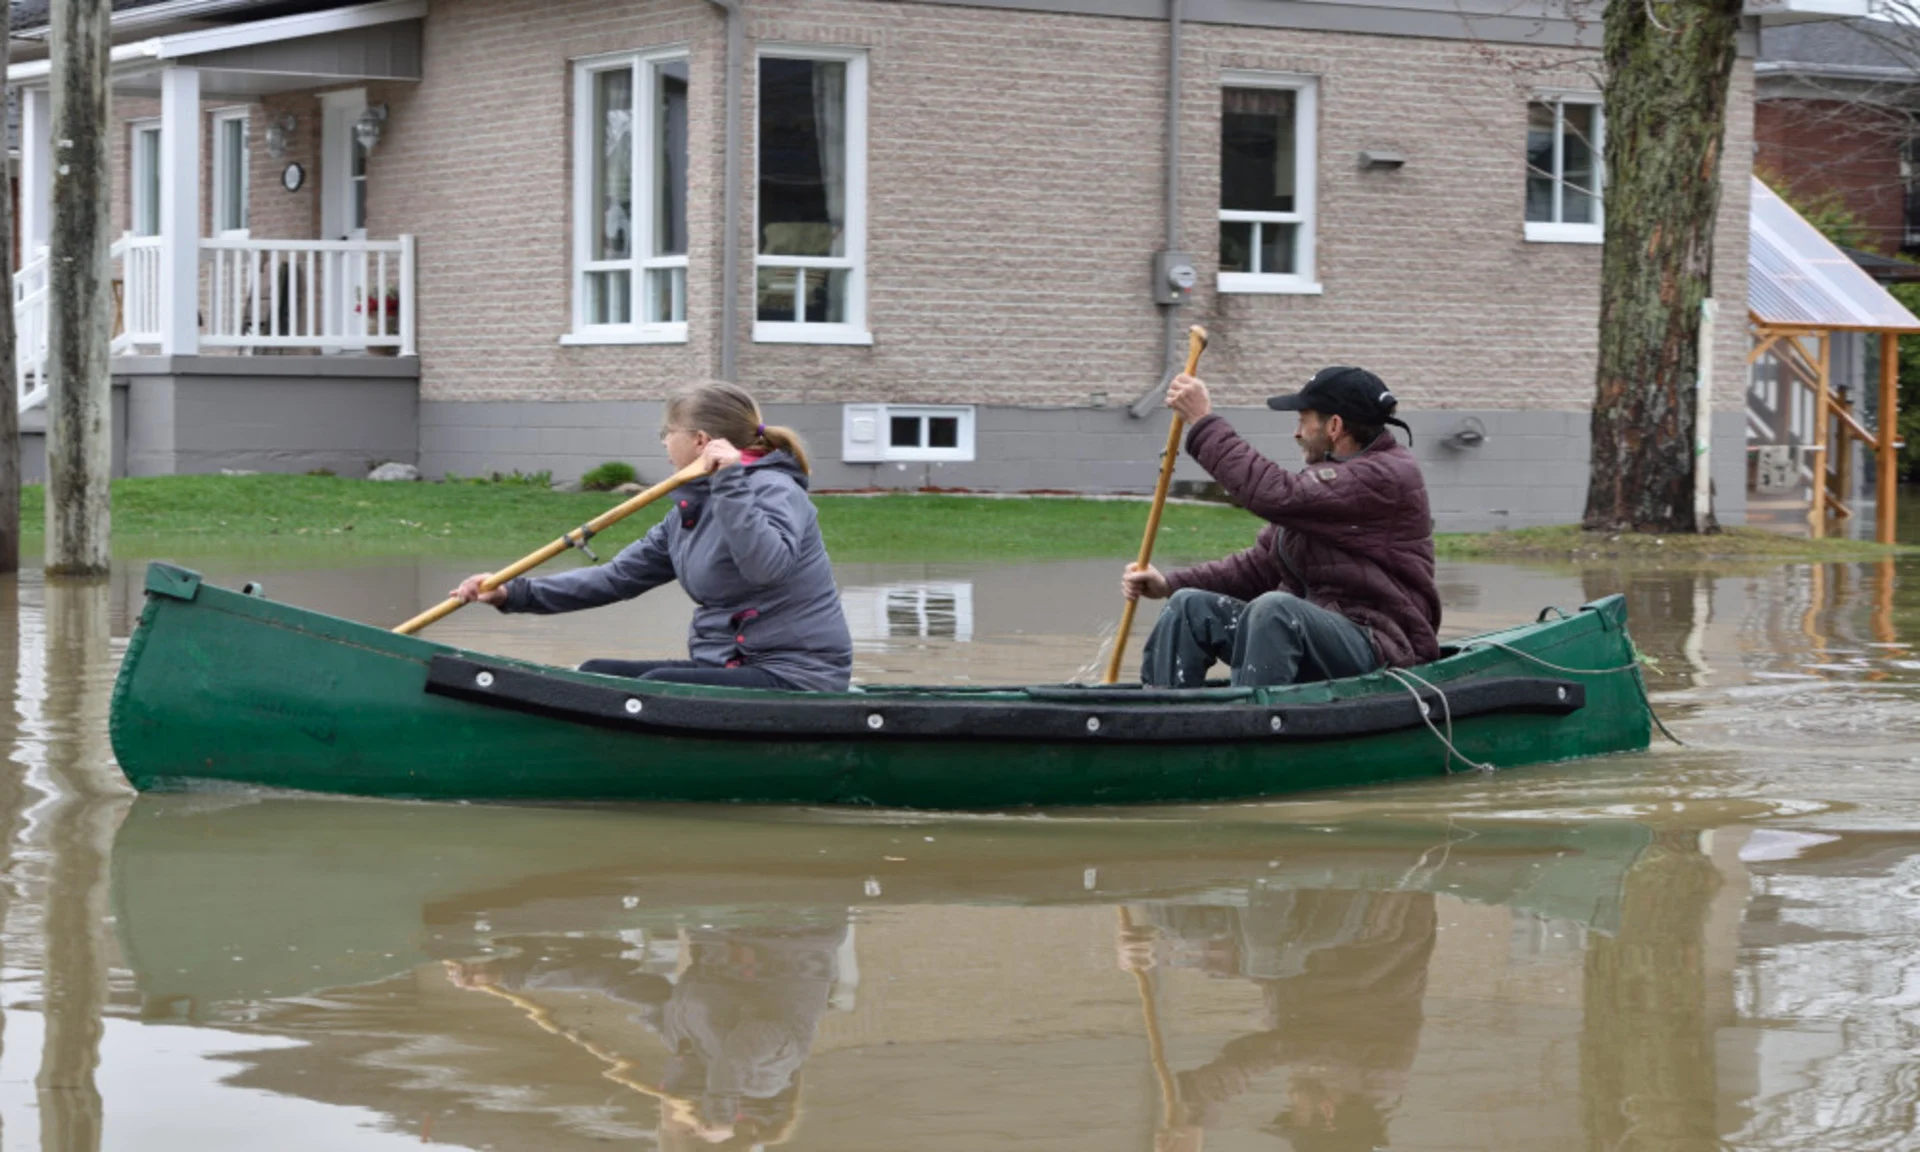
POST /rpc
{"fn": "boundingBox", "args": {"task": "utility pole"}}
[0,0,23,575]
[45,0,111,576]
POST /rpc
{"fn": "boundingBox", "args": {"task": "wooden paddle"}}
[393,460,709,636]
[1104,325,1209,684]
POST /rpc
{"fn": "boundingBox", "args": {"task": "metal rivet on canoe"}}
[1086,716,1101,733]
[625,698,643,715]
[1420,701,1431,717]
[867,713,884,730]
[475,671,494,688]
[1270,715,1283,732]
[1557,686,1569,702]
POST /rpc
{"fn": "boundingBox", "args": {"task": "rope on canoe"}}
[1382,667,1492,775]
[1458,639,1684,747]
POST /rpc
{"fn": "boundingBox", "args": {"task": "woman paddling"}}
[451,383,853,691]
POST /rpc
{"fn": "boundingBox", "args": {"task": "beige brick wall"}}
[376,0,717,399]
[97,0,1755,422]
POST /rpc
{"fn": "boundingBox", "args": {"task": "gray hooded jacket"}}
[502,451,854,691]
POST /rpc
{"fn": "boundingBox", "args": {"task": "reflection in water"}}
[1580,831,1722,1152]
[35,579,122,1152]
[104,800,1679,1148]
[450,919,847,1150]
[841,581,973,650]
[0,552,1912,1146]
[1132,890,1435,1152]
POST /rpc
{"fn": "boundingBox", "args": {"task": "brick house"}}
[1756,16,1920,256]
[6,0,1829,529]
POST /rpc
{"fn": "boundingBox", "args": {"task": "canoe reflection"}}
[110,798,1654,1148]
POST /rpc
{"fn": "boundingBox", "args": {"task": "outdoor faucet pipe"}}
[708,0,744,383]
[1133,0,1186,421]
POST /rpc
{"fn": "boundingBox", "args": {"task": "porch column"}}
[157,66,200,356]
[19,87,51,257]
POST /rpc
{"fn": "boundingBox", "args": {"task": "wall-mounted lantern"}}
[263,113,297,159]
[353,104,389,152]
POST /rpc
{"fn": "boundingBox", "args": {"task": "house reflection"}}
[840,580,973,648]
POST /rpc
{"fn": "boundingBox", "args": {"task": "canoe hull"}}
[108,563,1652,806]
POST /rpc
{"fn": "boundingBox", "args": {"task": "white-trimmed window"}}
[842,404,973,462]
[1525,95,1603,243]
[754,47,869,345]
[130,119,161,237]
[568,47,690,344]
[211,108,249,235]
[1218,74,1319,295]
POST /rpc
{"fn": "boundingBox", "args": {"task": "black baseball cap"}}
[1268,366,1409,435]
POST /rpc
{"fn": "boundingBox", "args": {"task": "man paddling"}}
[1120,366,1441,688]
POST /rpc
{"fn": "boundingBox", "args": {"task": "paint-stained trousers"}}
[1141,589,1381,688]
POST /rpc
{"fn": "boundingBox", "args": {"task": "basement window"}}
[842,404,975,462]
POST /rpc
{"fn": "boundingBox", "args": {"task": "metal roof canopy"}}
[1747,176,1912,546]
[1749,177,1920,333]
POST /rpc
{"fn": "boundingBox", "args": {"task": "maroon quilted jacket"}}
[1164,414,1442,669]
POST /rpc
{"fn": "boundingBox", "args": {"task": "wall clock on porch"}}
[281,162,305,192]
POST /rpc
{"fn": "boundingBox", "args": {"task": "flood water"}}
[1,543,1918,1150]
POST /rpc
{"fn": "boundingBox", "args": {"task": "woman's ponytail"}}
[756,423,812,475]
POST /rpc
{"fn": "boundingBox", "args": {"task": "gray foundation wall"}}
[18,388,130,485]
[420,400,1751,532]
[116,356,418,479]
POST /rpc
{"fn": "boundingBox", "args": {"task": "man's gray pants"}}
[1141,589,1381,688]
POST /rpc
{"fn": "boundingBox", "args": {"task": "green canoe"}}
[108,561,1653,806]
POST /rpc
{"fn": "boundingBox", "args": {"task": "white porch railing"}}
[14,246,49,412]
[118,235,162,348]
[199,236,416,353]
[13,234,416,412]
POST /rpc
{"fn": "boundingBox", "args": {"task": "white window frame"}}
[130,118,162,238]
[565,45,690,346]
[842,403,974,462]
[210,107,249,236]
[1217,71,1320,296]
[753,45,871,346]
[1524,91,1605,245]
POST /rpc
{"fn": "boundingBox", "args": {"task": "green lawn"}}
[17,475,1261,563]
[12,475,1903,565]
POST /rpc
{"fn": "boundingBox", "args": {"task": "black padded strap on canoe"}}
[424,655,1584,745]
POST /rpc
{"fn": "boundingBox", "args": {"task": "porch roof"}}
[6,0,421,96]
[1749,177,1920,333]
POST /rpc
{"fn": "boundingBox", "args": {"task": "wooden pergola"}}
[1748,179,1920,544]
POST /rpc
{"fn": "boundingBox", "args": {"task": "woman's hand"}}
[1165,372,1212,424]
[450,572,507,607]
[700,438,743,473]
[1121,564,1171,602]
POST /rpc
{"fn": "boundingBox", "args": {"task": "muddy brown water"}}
[0,546,1916,1150]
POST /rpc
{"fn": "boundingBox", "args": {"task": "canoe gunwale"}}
[424,653,1587,744]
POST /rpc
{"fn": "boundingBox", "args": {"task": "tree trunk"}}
[1583,0,1743,533]
[45,0,111,577]
[0,0,18,574]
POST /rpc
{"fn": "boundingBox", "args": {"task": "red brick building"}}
[1757,18,1920,254]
